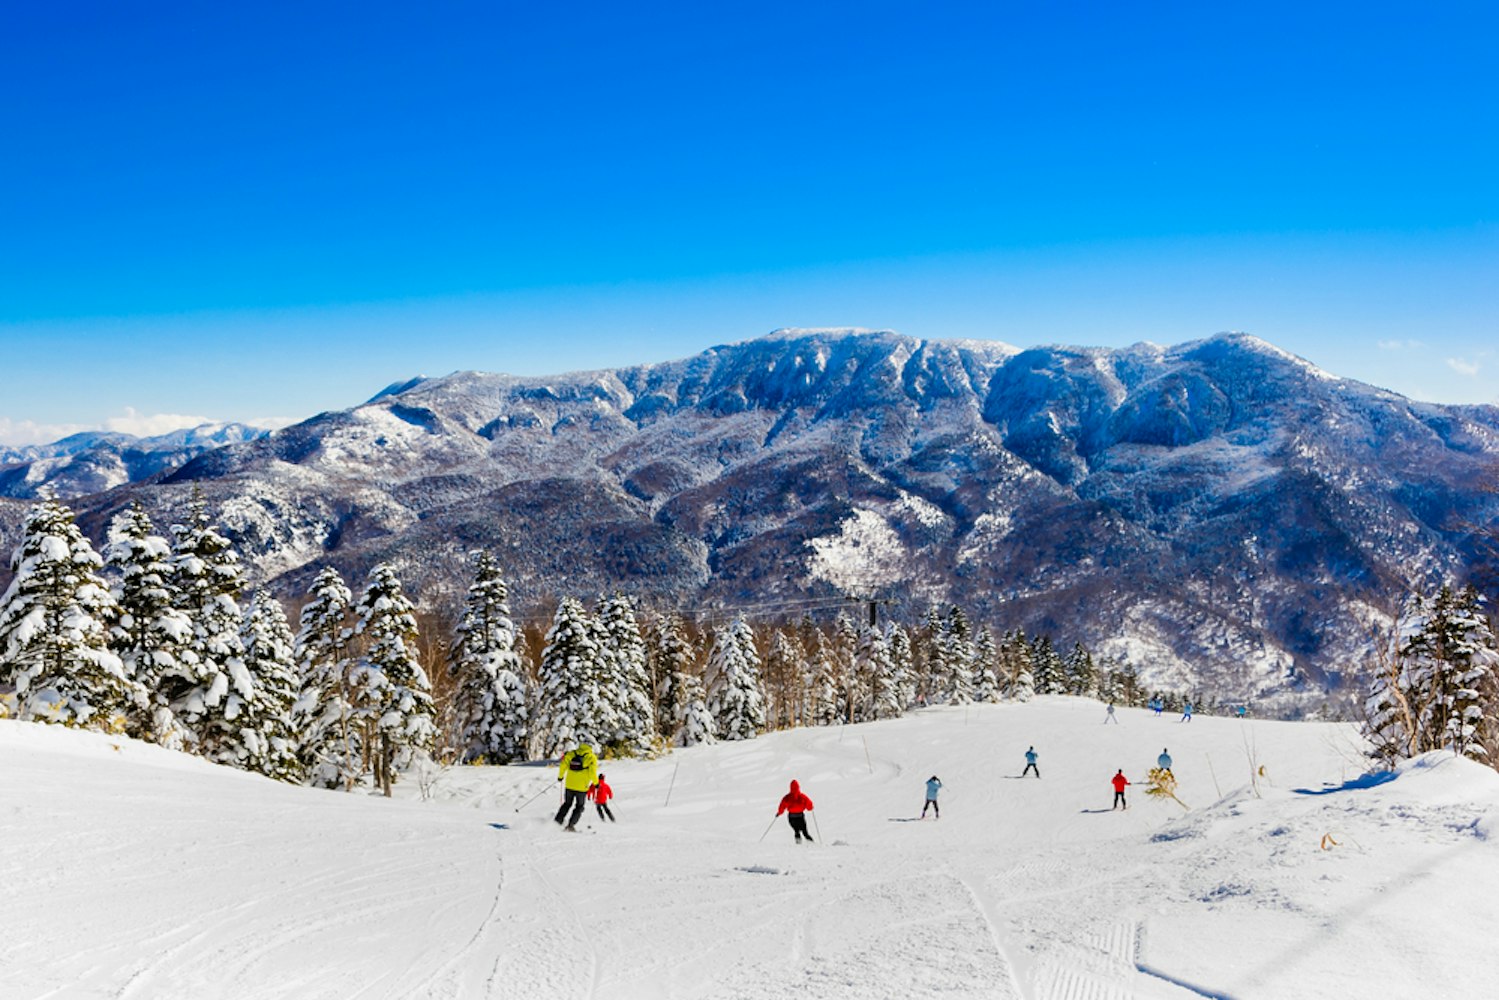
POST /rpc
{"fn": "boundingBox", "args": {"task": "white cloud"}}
[0,417,92,448]
[104,407,216,437]
[1446,357,1481,377]
[1377,338,1425,351]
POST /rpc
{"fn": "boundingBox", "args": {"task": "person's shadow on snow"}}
[1078,808,1114,814]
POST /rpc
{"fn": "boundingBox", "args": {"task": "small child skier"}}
[588,773,616,822]
[1157,749,1173,775]
[922,775,942,819]
[1022,746,1039,778]
[1105,702,1118,724]
[1181,701,1194,722]
[1112,769,1130,810]
[776,779,815,843]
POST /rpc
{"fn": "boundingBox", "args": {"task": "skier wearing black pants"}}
[776,779,815,843]
[589,774,616,822]
[555,739,598,832]
[1022,746,1039,778]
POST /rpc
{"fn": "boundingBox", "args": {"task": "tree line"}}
[0,491,1213,792]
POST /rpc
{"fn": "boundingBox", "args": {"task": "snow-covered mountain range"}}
[0,421,268,498]
[4,330,1497,711]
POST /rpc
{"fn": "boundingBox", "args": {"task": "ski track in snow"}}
[5,699,1499,999]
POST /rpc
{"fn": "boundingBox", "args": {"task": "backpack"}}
[568,753,586,771]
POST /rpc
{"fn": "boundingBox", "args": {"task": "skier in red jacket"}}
[1112,770,1130,810]
[587,774,616,823]
[776,779,815,843]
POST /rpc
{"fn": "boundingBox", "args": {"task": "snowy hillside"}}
[5,699,1496,999]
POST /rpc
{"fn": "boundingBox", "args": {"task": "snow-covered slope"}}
[5,701,1496,999]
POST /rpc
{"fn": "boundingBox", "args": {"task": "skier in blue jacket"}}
[1157,749,1173,775]
[1022,746,1040,778]
[922,776,942,818]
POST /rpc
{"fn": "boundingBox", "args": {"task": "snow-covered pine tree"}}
[1004,630,1036,702]
[1030,635,1067,695]
[167,489,245,750]
[1064,642,1097,697]
[944,606,975,705]
[887,623,916,710]
[805,630,841,726]
[832,614,859,722]
[672,669,716,746]
[973,627,1000,704]
[293,567,358,789]
[920,606,947,704]
[104,501,193,743]
[598,593,655,755]
[1399,586,1499,761]
[352,563,436,794]
[448,552,529,764]
[533,597,605,757]
[0,495,137,728]
[866,625,903,720]
[650,613,696,735]
[236,589,304,781]
[705,618,766,740]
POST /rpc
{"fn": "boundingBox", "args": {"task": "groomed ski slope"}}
[4,698,1497,1000]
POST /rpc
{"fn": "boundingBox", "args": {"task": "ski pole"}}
[757,814,779,843]
[664,759,680,807]
[811,810,823,844]
[515,782,555,813]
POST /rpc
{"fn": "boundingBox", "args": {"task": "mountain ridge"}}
[4,329,1496,713]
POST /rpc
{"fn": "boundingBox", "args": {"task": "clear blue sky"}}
[2,2,1495,443]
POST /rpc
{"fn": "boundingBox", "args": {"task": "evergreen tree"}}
[806,630,841,726]
[763,629,805,729]
[1030,635,1067,695]
[0,496,137,728]
[1065,642,1097,697]
[1398,586,1499,761]
[448,552,528,763]
[533,597,605,757]
[293,567,358,789]
[944,606,975,705]
[236,589,304,781]
[598,593,656,755]
[973,627,1001,704]
[887,624,916,711]
[104,501,192,743]
[1005,631,1036,702]
[672,669,716,746]
[167,489,245,748]
[705,618,766,740]
[650,614,696,735]
[832,614,859,721]
[867,625,903,720]
[353,563,436,794]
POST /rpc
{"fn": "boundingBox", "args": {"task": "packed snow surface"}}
[4,699,1497,999]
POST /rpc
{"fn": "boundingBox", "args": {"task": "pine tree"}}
[1065,642,1097,697]
[1398,586,1499,761]
[167,489,245,750]
[533,597,606,757]
[104,501,192,743]
[353,563,436,794]
[650,614,696,736]
[973,627,1000,704]
[1005,630,1036,702]
[867,625,904,720]
[0,496,137,728]
[887,624,916,711]
[598,593,655,755]
[763,629,805,729]
[236,589,304,781]
[293,567,358,789]
[832,614,859,722]
[1030,635,1067,695]
[944,606,975,705]
[449,552,529,763]
[705,618,765,740]
[672,670,716,746]
[806,631,841,726]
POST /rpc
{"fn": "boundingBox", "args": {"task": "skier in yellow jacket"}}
[555,739,599,832]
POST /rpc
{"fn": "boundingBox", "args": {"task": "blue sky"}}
[2,2,1495,444]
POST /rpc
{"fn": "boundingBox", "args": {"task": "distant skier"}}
[1105,702,1119,724]
[1235,704,1248,720]
[1181,701,1194,723]
[1112,770,1130,810]
[555,737,598,832]
[1150,697,1163,717]
[776,780,815,843]
[588,773,616,823]
[1022,746,1039,778]
[1157,749,1173,775]
[922,775,942,819]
